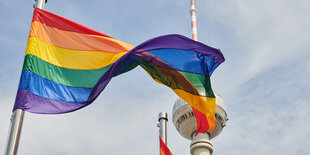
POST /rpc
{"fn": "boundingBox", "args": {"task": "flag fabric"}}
[14,8,225,133]
[97,34,225,132]
[159,136,173,155]
[14,8,133,113]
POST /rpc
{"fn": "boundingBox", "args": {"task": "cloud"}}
[212,51,310,154]
[196,0,310,94]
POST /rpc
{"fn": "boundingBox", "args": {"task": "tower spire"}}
[190,0,198,41]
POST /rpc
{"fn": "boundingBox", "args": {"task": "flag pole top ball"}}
[172,93,228,140]
[35,0,47,3]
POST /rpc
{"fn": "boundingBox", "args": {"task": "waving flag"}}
[89,34,224,132]
[159,136,173,155]
[14,8,224,133]
[14,8,133,113]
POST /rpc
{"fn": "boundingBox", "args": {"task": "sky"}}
[0,0,309,154]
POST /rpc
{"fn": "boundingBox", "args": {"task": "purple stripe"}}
[134,34,225,64]
[14,90,88,114]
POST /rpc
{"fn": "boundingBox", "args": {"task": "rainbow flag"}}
[159,136,173,155]
[14,8,224,133]
[14,8,133,113]
[100,34,225,132]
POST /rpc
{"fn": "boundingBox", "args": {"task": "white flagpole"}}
[4,1,46,155]
[34,0,46,9]
[158,112,168,144]
[5,109,24,155]
[158,112,168,154]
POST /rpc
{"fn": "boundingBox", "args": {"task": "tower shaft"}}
[190,1,212,155]
[190,133,213,155]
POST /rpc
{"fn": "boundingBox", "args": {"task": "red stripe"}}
[190,10,196,16]
[192,34,198,41]
[191,21,197,28]
[159,136,173,155]
[32,8,112,38]
[192,107,209,135]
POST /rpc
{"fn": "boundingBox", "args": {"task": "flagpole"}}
[5,110,24,155]
[34,0,47,9]
[158,112,168,144]
[4,1,47,155]
[158,112,168,154]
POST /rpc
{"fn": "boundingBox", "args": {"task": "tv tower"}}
[172,1,228,155]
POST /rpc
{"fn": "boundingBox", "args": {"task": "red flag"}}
[159,136,173,155]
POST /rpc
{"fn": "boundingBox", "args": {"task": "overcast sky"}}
[0,0,309,154]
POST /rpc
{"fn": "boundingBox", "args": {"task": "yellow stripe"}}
[152,78,215,119]
[174,88,216,132]
[173,89,216,118]
[25,37,126,69]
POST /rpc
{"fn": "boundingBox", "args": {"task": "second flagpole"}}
[158,112,168,154]
[158,112,168,144]
[4,1,47,155]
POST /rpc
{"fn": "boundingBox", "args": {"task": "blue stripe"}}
[142,49,219,76]
[18,71,92,103]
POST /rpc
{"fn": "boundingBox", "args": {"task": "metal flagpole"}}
[5,110,24,155]
[34,0,47,10]
[158,112,168,154]
[4,1,47,155]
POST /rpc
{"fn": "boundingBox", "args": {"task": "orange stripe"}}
[173,89,216,118]
[159,136,173,155]
[206,115,216,131]
[33,8,112,37]
[29,21,134,52]
[152,77,216,119]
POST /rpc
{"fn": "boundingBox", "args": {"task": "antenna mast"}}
[190,0,198,41]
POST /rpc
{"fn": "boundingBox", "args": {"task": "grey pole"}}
[4,1,47,155]
[158,112,168,144]
[34,0,47,9]
[4,110,25,155]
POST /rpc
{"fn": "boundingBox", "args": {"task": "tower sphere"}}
[172,94,228,140]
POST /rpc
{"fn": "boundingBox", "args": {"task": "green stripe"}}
[115,60,141,76]
[140,62,198,96]
[22,54,110,88]
[140,62,215,98]
[179,71,215,98]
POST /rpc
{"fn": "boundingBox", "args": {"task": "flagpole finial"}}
[158,112,168,145]
[35,0,47,3]
[34,0,47,9]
